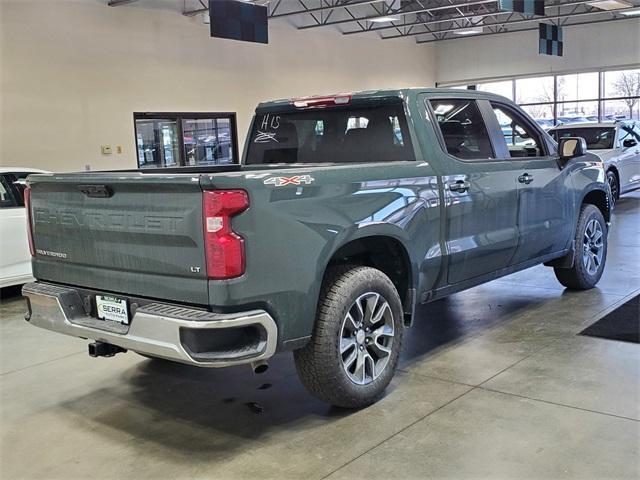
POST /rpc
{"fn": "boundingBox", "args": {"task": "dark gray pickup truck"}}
[23,89,610,407]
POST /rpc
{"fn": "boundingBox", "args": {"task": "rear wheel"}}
[606,170,619,206]
[294,266,404,408]
[554,204,607,290]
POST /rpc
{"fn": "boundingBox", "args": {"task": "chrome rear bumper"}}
[22,282,277,367]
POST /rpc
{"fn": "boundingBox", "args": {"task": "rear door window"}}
[429,99,494,160]
[246,102,415,164]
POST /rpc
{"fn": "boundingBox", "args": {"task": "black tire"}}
[554,204,607,290]
[606,170,619,206]
[294,266,404,408]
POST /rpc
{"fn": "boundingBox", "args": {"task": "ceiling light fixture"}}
[619,6,640,15]
[453,27,485,35]
[586,0,633,11]
[369,0,401,23]
[452,16,484,35]
[370,16,401,22]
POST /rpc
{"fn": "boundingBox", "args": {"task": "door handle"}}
[448,180,470,193]
[518,173,534,184]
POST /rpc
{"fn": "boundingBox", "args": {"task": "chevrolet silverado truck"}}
[23,89,610,408]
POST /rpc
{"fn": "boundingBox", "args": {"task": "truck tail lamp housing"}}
[202,190,249,279]
[24,186,35,257]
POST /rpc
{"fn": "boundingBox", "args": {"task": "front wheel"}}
[554,204,607,289]
[294,266,404,408]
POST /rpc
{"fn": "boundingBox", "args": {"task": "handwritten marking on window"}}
[254,131,279,143]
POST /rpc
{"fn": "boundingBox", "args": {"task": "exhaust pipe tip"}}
[251,360,269,374]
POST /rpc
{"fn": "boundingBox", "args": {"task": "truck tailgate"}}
[28,172,209,305]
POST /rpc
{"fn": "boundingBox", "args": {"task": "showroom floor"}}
[1,193,639,480]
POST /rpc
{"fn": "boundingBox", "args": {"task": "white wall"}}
[0,0,435,172]
[435,18,640,85]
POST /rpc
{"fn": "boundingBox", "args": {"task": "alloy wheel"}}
[582,218,604,276]
[339,292,395,385]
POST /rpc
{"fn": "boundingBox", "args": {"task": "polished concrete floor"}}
[1,193,639,480]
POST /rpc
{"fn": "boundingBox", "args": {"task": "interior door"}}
[489,102,573,265]
[427,97,521,285]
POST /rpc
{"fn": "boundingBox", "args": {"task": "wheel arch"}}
[582,187,611,223]
[322,234,415,326]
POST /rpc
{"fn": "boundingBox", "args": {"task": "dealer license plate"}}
[96,295,129,324]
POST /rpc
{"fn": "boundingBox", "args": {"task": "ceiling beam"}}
[182,0,384,18]
[108,0,139,5]
[297,0,499,30]
[416,14,639,44]
[408,7,637,42]
[344,0,596,35]
[270,0,383,19]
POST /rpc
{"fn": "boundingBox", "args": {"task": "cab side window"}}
[429,99,494,160]
[491,104,545,158]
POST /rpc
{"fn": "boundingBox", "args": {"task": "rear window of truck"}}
[245,103,415,164]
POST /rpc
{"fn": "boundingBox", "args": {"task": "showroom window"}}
[134,112,239,169]
[476,80,514,100]
[441,67,640,126]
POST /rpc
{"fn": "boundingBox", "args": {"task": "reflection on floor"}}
[1,193,639,479]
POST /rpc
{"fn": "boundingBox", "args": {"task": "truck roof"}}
[256,87,513,110]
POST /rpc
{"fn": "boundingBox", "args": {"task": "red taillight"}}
[203,190,249,279]
[24,187,35,257]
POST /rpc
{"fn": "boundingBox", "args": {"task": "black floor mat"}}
[580,294,639,344]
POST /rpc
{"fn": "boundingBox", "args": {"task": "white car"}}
[0,167,49,288]
[549,121,640,204]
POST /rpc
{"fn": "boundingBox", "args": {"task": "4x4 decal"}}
[263,175,315,187]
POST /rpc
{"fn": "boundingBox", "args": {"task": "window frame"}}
[133,112,240,169]
[488,101,551,160]
[425,97,499,163]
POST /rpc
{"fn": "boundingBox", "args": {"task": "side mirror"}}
[623,138,638,148]
[558,137,587,161]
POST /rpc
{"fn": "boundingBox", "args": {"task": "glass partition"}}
[136,119,179,169]
[135,113,238,169]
